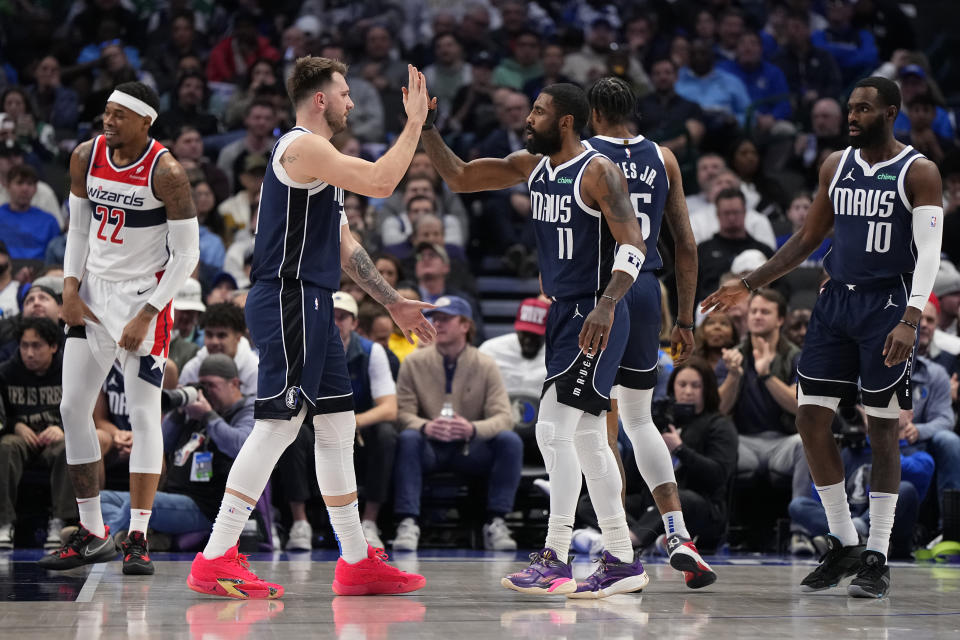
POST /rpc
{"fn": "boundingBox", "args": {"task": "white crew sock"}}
[866,492,898,557]
[328,500,367,564]
[77,495,105,538]
[815,481,859,547]
[544,515,574,563]
[129,509,151,536]
[202,493,254,559]
[662,510,690,539]
[598,515,633,563]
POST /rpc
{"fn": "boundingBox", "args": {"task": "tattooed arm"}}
[340,226,436,344]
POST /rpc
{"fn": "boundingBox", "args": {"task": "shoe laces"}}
[371,547,389,563]
[856,557,885,583]
[230,551,261,580]
[53,526,90,557]
[124,533,147,557]
[590,554,610,577]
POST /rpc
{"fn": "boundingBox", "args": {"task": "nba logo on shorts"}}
[285,386,300,409]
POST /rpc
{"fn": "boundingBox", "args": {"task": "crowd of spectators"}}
[0,0,959,557]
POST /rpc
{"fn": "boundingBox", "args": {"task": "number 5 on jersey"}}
[94,205,125,245]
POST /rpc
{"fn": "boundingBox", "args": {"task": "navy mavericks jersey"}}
[250,127,347,290]
[584,135,668,272]
[102,362,131,431]
[825,145,925,285]
[528,147,616,299]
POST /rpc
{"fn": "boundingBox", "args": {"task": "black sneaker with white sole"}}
[800,534,864,592]
[120,530,154,575]
[847,550,890,598]
[37,525,118,570]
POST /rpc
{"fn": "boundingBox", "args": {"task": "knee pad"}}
[128,412,163,474]
[536,421,565,473]
[312,411,358,496]
[573,429,609,480]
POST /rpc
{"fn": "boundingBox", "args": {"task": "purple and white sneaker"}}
[567,551,649,599]
[501,548,576,595]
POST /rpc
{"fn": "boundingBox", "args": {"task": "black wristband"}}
[422,107,438,130]
[758,372,772,382]
[741,277,756,294]
[899,319,918,331]
[674,319,695,331]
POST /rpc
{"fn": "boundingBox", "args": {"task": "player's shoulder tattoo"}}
[153,154,197,220]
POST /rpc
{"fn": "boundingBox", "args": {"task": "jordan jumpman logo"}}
[884,294,898,310]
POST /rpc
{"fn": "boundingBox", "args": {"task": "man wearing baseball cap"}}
[169,278,206,373]
[479,297,549,399]
[894,63,955,143]
[392,295,521,552]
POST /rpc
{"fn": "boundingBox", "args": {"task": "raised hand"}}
[400,64,428,126]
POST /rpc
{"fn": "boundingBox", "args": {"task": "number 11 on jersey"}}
[558,227,573,260]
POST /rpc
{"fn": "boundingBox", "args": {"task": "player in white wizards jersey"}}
[703,77,943,598]
[39,82,199,575]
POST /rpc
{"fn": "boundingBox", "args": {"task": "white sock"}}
[202,493,253,559]
[866,492,898,557]
[129,509,151,536]
[544,514,574,563]
[328,500,367,564]
[662,510,690,539]
[598,515,633,563]
[77,496,105,538]
[815,481,859,547]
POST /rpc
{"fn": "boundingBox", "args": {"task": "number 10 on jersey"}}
[865,220,891,253]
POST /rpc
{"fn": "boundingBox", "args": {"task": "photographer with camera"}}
[576,357,738,553]
[99,355,254,541]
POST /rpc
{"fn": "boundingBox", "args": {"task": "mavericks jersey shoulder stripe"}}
[584,135,668,272]
[250,127,347,290]
[85,135,170,281]
[824,144,925,285]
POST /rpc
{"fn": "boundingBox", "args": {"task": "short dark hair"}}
[357,300,390,335]
[715,187,746,206]
[16,316,60,347]
[286,56,349,109]
[785,8,809,24]
[406,194,435,213]
[371,252,404,281]
[667,356,720,414]
[7,164,38,184]
[750,287,788,319]
[201,302,246,333]
[587,77,636,126]
[113,81,161,113]
[908,91,937,108]
[246,97,277,117]
[541,83,590,132]
[854,76,902,110]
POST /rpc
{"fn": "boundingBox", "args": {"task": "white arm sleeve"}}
[368,342,396,400]
[64,193,91,281]
[908,205,944,311]
[147,218,200,312]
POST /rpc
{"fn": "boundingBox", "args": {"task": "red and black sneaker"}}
[37,525,118,570]
[666,535,718,589]
[120,530,154,575]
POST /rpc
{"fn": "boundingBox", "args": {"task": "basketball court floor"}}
[0,549,957,639]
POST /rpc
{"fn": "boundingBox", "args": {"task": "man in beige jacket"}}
[392,296,522,551]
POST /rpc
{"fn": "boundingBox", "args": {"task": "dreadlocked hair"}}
[587,77,636,126]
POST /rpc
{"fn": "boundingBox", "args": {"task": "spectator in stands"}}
[192,181,227,288]
[168,278,205,374]
[354,25,409,135]
[206,11,280,84]
[0,143,62,227]
[899,92,954,166]
[692,311,740,381]
[26,56,78,135]
[1,86,57,160]
[0,165,60,260]
[144,11,206,96]
[412,238,481,335]
[157,70,219,138]
[715,8,747,62]
[447,50,499,144]
[490,0,533,52]
[811,0,878,86]
[472,89,530,160]
[376,152,469,242]
[392,296,521,551]
[314,41,384,144]
[522,43,571,105]
[382,181,465,250]
[718,289,806,506]
[774,10,843,122]
[0,278,62,362]
[218,153,265,242]
[729,138,788,218]
[179,303,258,396]
[637,57,705,159]
[0,242,19,319]
[457,3,494,52]
[492,30,543,92]
[893,64,955,146]
[102,354,255,540]
[563,18,650,91]
[792,96,847,186]
[784,308,812,350]
[170,126,230,203]
[717,31,793,135]
[686,153,726,212]
[777,192,831,266]
[424,33,472,126]
[920,296,959,379]
[0,317,71,549]
[204,272,239,307]
[277,291,400,551]
[478,297,549,400]
[935,262,960,336]
[373,253,404,290]
[676,38,752,129]
[216,99,276,192]
[223,59,280,131]
[691,176,777,252]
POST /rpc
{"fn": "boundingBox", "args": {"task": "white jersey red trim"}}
[85,135,170,281]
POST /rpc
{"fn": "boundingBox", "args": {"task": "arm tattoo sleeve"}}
[347,245,400,306]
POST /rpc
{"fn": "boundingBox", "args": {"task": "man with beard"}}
[703,77,944,599]
[422,83,650,598]
[186,57,435,600]
[479,297,550,400]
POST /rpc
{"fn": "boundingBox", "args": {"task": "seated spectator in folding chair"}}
[0,317,72,549]
[392,296,522,551]
[100,355,254,544]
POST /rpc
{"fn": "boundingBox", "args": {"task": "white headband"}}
[107,90,158,123]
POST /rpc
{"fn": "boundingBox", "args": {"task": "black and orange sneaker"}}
[120,530,155,575]
[37,525,118,570]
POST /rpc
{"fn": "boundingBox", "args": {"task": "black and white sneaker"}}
[800,534,864,592]
[37,525,118,570]
[847,550,890,598]
[120,530,154,575]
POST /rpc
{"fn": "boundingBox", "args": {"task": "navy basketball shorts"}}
[797,277,914,415]
[614,272,661,391]
[246,279,354,420]
[542,294,630,416]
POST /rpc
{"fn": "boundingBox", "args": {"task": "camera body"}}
[650,398,696,433]
[834,406,868,450]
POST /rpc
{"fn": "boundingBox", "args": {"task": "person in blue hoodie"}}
[718,31,793,134]
[811,0,878,86]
